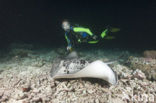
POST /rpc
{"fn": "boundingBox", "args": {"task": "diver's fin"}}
[105,36,115,40]
[109,27,120,32]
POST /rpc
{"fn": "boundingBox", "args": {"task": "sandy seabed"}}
[0,44,156,103]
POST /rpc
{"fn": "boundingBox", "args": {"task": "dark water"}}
[0,1,156,50]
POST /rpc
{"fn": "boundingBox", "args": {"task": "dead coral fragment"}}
[132,69,146,80]
[143,50,156,59]
[127,56,156,81]
[9,49,33,58]
[22,87,31,92]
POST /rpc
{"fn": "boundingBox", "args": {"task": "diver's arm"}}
[65,32,72,51]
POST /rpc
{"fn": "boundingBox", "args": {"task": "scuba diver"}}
[62,20,120,52]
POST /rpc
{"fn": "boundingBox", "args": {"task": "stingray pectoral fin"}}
[53,74,77,79]
[74,60,118,85]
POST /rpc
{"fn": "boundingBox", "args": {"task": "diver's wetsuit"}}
[64,26,109,50]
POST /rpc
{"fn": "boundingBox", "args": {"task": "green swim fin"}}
[110,28,120,32]
[105,36,115,40]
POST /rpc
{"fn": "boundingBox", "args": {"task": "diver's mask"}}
[62,21,70,31]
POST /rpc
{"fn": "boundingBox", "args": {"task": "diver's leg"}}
[100,29,109,39]
[100,27,120,40]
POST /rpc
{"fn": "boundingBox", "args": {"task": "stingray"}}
[51,59,118,85]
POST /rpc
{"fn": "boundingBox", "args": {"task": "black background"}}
[0,0,156,49]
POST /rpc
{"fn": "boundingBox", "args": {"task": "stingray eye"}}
[80,60,86,64]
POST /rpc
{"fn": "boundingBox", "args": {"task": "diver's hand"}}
[93,35,98,40]
[67,46,72,52]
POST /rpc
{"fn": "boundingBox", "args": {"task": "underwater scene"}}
[0,1,156,103]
